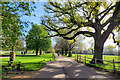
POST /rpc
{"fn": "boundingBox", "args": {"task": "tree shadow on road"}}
[34,60,115,79]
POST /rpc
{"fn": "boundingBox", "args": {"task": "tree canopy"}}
[1,2,36,61]
[26,24,51,55]
[41,1,120,63]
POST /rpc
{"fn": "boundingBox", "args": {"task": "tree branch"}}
[56,24,74,30]
[111,32,119,46]
[99,5,115,21]
[87,2,99,21]
[101,17,112,30]
[41,20,56,32]
[98,3,113,16]
[111,32,116,43]
[101,1,120,43]
[61,31,95,40]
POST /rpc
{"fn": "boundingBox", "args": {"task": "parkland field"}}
[0,52,56,75]
[64,54,120,72]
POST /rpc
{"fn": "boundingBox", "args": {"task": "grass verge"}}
[1,53,56,75]
[64,54,120,72]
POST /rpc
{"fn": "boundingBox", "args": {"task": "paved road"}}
[33,53,114,79]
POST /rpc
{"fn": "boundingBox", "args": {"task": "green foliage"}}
[46,47,55,53]
[15,39,24,51]
[42,1,120,40]
[42,1,120,62]
[1,2,35,50]
[26,24,51,51]
[108,45,115,48]
[1,53,56,75]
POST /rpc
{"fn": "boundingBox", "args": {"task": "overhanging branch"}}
[61,31,95,40]
[99,5,115,21]
[101,1,120,43]
[87,2,99,21]
[98,3,114,16]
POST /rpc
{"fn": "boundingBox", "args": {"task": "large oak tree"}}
[41,1,120,63]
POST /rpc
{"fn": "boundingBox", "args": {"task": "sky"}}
[20,2,119,50]
[20,2,57,47]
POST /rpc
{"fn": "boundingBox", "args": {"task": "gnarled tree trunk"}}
[65,49,67,55]
[91,38,104,64]
[68,50,72,57]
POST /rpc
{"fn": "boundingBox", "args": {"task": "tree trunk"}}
[39,49,42,55]
[36,49,39,56]
[90,39,104,64]
[65,50,67,55]
[90,2,120,64]
[26,49,27,54]
[68,50,72,57]
[10,46,15,61]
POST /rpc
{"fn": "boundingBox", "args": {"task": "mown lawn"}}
[66,54,120,62]
[64,54,120,72]
[1,52,56,75]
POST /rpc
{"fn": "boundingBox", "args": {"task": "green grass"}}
[64,54,120,72]
[1,53,56,75]
[66,54,120,62]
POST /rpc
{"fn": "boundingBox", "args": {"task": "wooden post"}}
[79,55,81,62]
[113,59,115,73]
[76,55,77,61]
[85,56,86,64]
[77,55,78,62]
[75,55,76,60]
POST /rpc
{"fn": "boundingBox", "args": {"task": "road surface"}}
[5,53,116,79]
[33,53,113,79]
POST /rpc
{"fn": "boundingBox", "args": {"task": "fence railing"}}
[75,55,120,73]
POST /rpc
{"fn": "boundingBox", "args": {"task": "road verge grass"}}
[1,53,56,75]
[64,54,120,72]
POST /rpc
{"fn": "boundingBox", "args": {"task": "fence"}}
[75,55,120,73]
